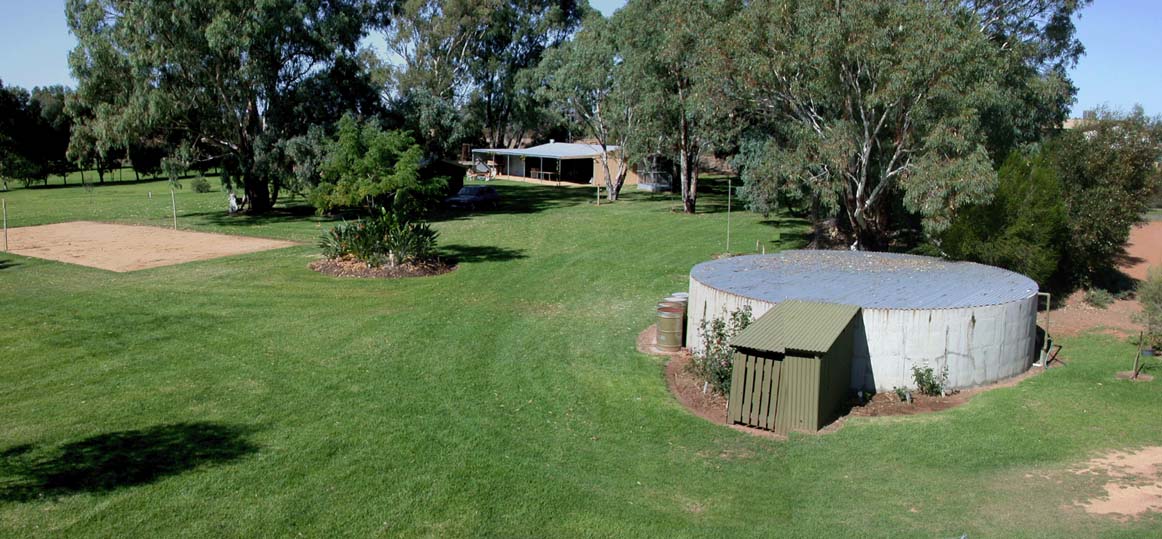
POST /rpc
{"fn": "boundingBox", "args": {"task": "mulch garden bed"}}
[309,256,456,279]
[639,324,1046,437]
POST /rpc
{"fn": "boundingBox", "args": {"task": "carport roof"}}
[471,142,618,160]
[730,300,860,355]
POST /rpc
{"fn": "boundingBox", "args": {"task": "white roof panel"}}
[471,142,619,160]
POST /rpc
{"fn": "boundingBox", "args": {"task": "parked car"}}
[446,185,500,209]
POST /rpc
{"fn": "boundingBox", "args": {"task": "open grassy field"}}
[2,176,1161,537]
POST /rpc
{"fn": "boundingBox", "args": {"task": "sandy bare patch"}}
[5,221,298,272]
[1040,293,1143,339]
[1122,221,1162,281]
[1073,446,1162,520]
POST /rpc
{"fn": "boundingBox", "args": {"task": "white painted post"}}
[170,189,178,229]
[2,198,7,252]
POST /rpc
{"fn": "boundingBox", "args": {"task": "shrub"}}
[1083,288,1115,309]
[310,113,445,217]
[911,364,948,396]
[1051,108,1162,286]
[893,386,908,402]
[190,176,213,193]
[319,210,439,267]
[940,151,1067,286]
[1134,268,1162,349]
[689,306,752,396]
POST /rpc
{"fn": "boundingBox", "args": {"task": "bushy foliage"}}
[190,176,213,193]
[689,306,752,396]
[1134,268,1162,349]
[727,0,1002,246]
[1083,288,1115,309]
[1052,108,1162,286]
[940,151,1067,285]
[911,364,949,397]
[320,210,439,267]
[310,114,446,218]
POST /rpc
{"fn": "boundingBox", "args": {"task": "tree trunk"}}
[679,146,699,214]
[677,112,700,214]
[598,152,620,201]
[244,171,273,213]
[609,160,629,201]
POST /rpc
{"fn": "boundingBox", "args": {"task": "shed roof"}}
[471,142,618,160]
[730,300,860,356]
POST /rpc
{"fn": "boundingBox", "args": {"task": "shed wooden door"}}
[728,352,783,430]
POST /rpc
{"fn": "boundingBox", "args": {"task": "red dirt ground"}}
[1038,221,1162,338]
[6,221,298,272]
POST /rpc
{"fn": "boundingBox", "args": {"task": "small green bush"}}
[319,210,439,267]
[893,386,908,402]
[911,364,949,396]
[1134,268,1162,349]
[689,306,752,396]
[190,177,213,193]
[1083,288,1115,309]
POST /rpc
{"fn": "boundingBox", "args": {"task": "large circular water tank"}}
[686,251,1039,390]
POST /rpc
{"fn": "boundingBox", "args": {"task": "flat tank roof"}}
[690,251,1038,310]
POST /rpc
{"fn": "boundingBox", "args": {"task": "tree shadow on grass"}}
[430,182,595,223]
[0,422,259,502]
[183,203,336,228]
[440,244,527,265]
[0,259,19,271]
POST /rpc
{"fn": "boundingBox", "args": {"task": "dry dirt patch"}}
[1038,220,1162,338]
[1121,221,1162,281]
[5,221,298,272]
[1072,446,1162,521]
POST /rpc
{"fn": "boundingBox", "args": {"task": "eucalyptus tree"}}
[615,0,736,214]
[30,86,75,181]
[537,14,640,200]
[385,0,496,156]
[66,0,391,212]
[0,82,41,188]
[726,0,1004,248]
[386,0,585,155]
[966,0,1092,158]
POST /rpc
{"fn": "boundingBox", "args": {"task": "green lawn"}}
[1,177,1161,537]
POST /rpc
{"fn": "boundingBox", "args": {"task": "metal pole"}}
[1035,292,1052,367]
[726,178,732,254]
[170,189,178,229]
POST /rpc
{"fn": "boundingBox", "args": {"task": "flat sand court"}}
[5,221,299,272]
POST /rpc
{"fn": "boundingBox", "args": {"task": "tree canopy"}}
[66,0,391,212]
[728,0,1003,248]
[536,13,640,200]
[309,113,438,217]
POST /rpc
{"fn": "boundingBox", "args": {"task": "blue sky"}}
[1,0,1157,117]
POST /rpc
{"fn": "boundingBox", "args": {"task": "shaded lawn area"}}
[2,178,1162,537]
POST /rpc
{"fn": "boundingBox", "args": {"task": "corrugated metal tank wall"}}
[689,276,1038,391]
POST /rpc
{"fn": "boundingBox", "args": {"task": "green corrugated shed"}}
[727,301,860,435]
[729,300,861,355]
